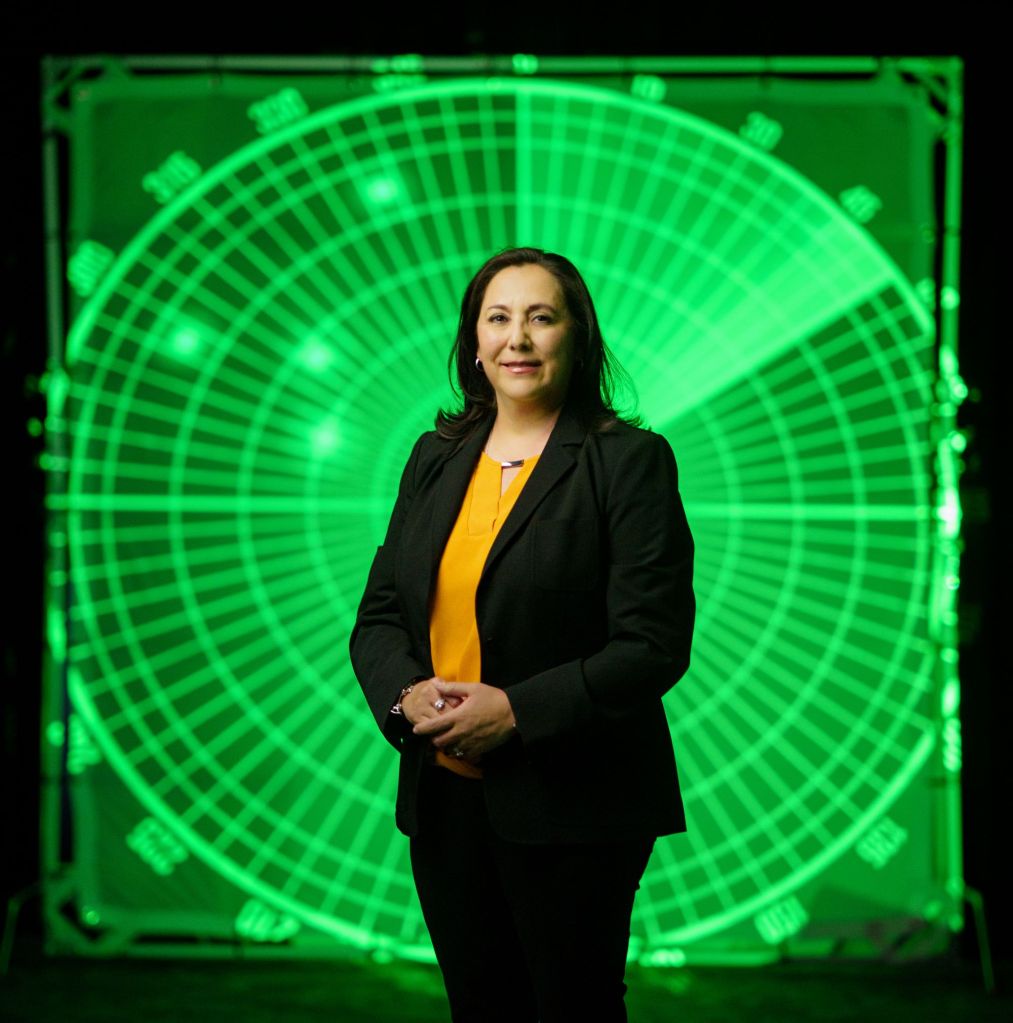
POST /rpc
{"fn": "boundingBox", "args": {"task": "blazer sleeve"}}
[348,433,431,750]
[506,430,695,747]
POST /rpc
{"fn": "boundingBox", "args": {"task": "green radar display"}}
[44,60,964,960]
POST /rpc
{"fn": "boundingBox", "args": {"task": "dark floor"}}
[1,944,1010,1023]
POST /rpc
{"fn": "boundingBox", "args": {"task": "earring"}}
[475,357,482,370]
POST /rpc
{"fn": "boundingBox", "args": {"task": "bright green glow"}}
[299,338,333,371]
[171,327,200,356]
[53,69,957,959]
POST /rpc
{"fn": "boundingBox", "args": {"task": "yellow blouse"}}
[428,451,540,778]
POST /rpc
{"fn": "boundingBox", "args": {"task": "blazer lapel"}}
[481,406,586,581]
[423,406,588,598]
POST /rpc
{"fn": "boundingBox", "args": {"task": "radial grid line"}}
[91,602,349,785]
[66,511,349,547]
[360,99,459,319]
[290,741,395,914]
[708,475,933,500]
[65,417,342,484]
[723,537,930,596]
[69,661,254,846]
[644,826,756,919]
[70,326,289,423]
[192,181,355,333]
[318,113,490,318]
[699,408,931,468]
[67,454,312,493]
[226,453,325,719]
[695,616,932,771]
[585,128,888,384]
[698,688,833,863]
[514,88,532,243]
[708,442,926,483]
[53,488,388,513]
[562,93,615,258]
[358,830,415,940]
[154,677,377,861]
[90,269,333,431]
[718,525,927,574]
[712,320,932,415]
[94,577,351,742]
[320,95,510,311]
[697,357,932,441]
[195,700,369,878]
[222,156,367,335]
[702,557,928,655]
[65,373,323,469]
[601,123,717,310]
[474,90,512,244]
[241,712,392,887]
[731,349,808,512]
[80,549,350,668]
[862,290,936,460]
[606,224,892,431]
[679,721,781,903]
[437,94,486,249]
[687,501,928,521]
[638,842,698,934]
[239,136,430,352]
[612,118,691,303]
[539,93,574,247]
[641,142,790,322]
[282,744,401,912]
[668,791,763,915]
[685,603,926,741]
[69,526,310,586]
[646,296,906,435]
[594,105,655,266]
[723,518,929,552]
[700,574,932,716]
[682,637,871,823]
[72,314,302,437]
[136,218,322,351]
[281,129,410,318]
[250,139,422,338]
[710,646,903,823]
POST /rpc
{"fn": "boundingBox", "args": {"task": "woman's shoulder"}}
[587,418,672,458]
[405,428,462,474]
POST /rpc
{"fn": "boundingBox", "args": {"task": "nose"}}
[508,322,532,349]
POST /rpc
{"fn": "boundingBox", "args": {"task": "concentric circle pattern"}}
[65,79,936,953]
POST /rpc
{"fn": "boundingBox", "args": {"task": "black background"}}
[1,7,1003,962]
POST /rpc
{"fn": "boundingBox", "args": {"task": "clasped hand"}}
[402,677,517,761]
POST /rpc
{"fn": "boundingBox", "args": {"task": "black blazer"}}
[349,403,695,843]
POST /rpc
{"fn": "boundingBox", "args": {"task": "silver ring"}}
[433,698,446,711]
[452,747,464,758]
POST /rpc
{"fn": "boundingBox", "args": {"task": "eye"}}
[488,313,507,322]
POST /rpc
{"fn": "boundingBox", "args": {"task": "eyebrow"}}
[485,303,559,313]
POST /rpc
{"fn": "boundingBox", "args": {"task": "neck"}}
[487,401,563,458]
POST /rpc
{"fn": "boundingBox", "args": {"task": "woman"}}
[349,247,694,1022]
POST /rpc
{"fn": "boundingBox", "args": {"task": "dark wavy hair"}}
[436,247,640,440]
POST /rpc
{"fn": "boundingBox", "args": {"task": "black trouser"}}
[409,763,655,1023]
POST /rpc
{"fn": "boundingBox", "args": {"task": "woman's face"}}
[475,263,576,414]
